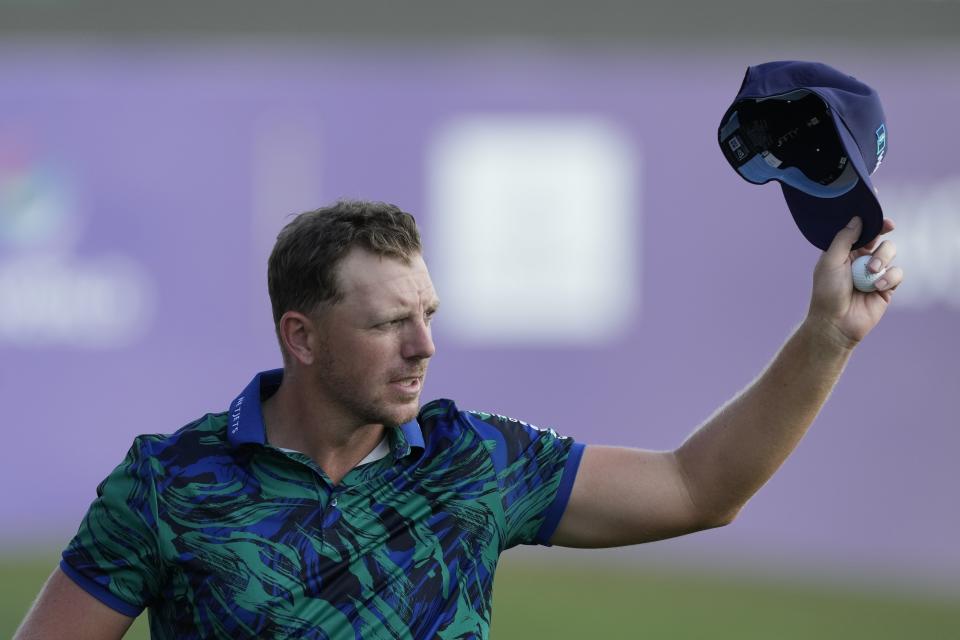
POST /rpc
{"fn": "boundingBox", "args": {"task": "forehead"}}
[336,248,436,306]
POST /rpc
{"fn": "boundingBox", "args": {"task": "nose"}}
[402,317,435,361]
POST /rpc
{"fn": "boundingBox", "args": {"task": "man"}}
[16,200,902,639]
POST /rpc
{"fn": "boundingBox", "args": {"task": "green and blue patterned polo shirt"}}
[61,369,584,638]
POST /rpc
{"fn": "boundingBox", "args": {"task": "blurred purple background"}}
[1,42,957,592]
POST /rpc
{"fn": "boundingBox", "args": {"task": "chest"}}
[153,449,504,636]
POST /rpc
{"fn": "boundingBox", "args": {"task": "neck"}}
[261,371,386,484]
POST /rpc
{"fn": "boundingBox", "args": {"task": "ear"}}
[278,311,319,366]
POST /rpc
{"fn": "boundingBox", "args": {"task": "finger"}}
[855,237,881,257]
[825,216,863,266]
[852,218,896,257]
[873,265,903,292]
[867,240,897,273]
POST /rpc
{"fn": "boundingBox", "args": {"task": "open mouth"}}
[391,377,422,392]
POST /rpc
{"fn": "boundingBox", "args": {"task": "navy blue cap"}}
[718,61,887,250]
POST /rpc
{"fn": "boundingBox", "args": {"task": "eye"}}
[375,317,404,330]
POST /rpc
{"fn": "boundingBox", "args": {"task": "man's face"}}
[309,248,439,428]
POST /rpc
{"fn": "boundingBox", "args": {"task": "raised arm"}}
[14,567,135,640]
[551,216,903,547]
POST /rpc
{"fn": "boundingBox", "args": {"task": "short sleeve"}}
[464,411,585,548]
[60,436,165,617]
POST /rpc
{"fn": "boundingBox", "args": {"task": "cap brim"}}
[781,116,883,251]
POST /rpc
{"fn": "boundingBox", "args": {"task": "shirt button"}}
[330,497,338,507]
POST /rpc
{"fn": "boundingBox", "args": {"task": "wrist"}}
[799,315,859,355]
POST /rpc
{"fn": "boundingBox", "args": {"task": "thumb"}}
[824,216,862,265]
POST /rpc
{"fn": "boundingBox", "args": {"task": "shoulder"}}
[417,399,570,469]
[121,411,231,474]
[418,398,522,435]
[419,398,561,440]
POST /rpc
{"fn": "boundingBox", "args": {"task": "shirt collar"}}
[390,416,425,459]
[227,368,426,456]
[227,369,281,447]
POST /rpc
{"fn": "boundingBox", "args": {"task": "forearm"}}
[674,318,855,524]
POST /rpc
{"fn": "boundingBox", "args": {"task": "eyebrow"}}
[374,298,439,323]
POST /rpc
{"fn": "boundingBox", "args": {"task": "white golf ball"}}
[851,254,887,292]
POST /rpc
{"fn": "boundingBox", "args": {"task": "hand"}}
[806,216,904,348]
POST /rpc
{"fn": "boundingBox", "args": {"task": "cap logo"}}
[875,124,887,167]
[728,135,747,160]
